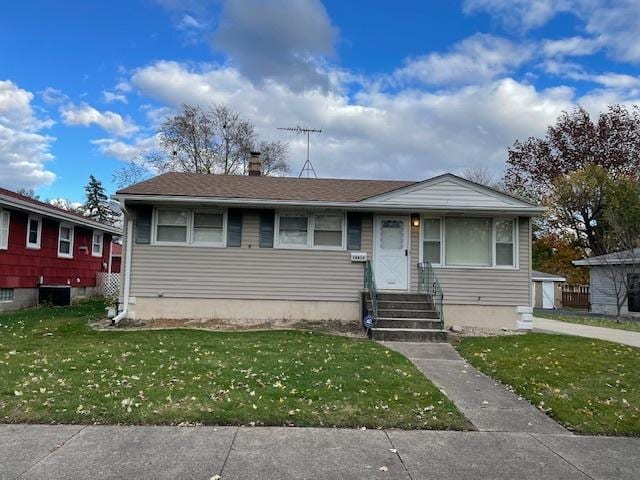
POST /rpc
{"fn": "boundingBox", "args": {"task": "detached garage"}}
[532,270,566,309]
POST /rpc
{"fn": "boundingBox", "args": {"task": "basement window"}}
[0,288,14,302]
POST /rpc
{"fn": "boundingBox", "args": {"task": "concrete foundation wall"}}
[0,288,38,312]
[130,297,361,323]
[592,303,640,318]
[443,304,521,330]
[129,296,523,329]
[0,286,100,313]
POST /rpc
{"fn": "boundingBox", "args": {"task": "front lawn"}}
[458,333,640,436]
[535,311,640,332]
[0,300,470,430]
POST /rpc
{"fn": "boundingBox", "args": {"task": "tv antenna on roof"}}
[277,126,322,178]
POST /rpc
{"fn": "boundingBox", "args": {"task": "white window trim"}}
[191,209,227,247]
[493,218,517,269]
[419,215,518,269]
[0,288,14,303]
[151,207,227,247]
[274,211,347,251]
[26,214,42,250]
[418,216,443,267]
[0,208,9,251]
[57,223,74,258]
[92,231,104,257]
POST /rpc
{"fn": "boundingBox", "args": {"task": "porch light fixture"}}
[411,214,420,227]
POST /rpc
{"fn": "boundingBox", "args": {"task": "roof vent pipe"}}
[248,151,262,176]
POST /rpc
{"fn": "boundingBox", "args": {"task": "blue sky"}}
[1,0,639,201]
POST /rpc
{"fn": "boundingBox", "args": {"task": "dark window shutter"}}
[259,210,275,248]
[347,213,362,250]
[134,206,152,244]
[227,209,243,247]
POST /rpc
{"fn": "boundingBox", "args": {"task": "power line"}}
[277,126,322,178]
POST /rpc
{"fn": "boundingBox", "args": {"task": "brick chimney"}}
[248,151,262,176]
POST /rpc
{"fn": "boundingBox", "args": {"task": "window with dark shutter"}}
[134,207,152,244]
[259,210,275,248]
[227,209,243,247]
[347,213,362,250]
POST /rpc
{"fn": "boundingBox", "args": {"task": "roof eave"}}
[113,193,546,215]
[1,194,122,235]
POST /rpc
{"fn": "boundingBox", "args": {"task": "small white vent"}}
[350,252,367,262]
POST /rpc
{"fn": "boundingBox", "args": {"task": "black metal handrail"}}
[363,260,379,332]
[417,261,444,323]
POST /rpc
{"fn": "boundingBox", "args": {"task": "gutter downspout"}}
[113,205,133,325]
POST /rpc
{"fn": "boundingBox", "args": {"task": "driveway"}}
[534,317,640,348]
[2,424,639,479]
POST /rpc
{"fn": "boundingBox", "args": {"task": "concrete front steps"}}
[365,292,447,342]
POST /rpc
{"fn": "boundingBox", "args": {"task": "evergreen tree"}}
[83,175,113,224]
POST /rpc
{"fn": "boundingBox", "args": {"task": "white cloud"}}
[128,60,602,179]
[103,91,128,104]
[212,0,338,90]
[91,135,159,161]
[41,87,69,105]
[543,36,602,58]
[0,80,56,189]
[463,0,571,31]
[464,0,640,64]
[177,13,204,30]
[590,73,640,89]
[395,34,532,86]
[60,102,138,137]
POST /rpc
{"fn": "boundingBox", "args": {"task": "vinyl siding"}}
[409,216,531,306]
[128,205,531,307]
[366,178,523,208]
[590,265,640,307]
[129,211,372,302]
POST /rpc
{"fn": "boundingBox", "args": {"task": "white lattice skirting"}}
[97,273,121,298]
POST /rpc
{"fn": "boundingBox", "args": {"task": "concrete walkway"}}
[2,424,639,480]
[381,342,567,434]
[534,317,640,348]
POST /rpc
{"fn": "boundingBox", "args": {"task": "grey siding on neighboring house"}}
[408,216,531,306]
[129,211,373,302]
[590,265,640,312]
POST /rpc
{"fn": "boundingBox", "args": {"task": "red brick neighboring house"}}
[0,187,122,311]
[110,242,122,273]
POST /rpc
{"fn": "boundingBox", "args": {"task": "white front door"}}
[374,215,409,290]
[542,282,555,309]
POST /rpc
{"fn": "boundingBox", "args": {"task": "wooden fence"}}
[561,284,590,309]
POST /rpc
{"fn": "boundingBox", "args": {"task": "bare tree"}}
[461,166,497,187]
[112,158,151,189]
[16,188,40,200]
[113,104,289,186]
[258,140,289,176]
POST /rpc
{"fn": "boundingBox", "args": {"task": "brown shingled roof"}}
[116,172,416,202]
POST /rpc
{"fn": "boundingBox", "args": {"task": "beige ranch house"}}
[114,157,542,335]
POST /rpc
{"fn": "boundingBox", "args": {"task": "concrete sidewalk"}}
[2,424,639,480]
[534,317,640,348]
[381,342,567,434]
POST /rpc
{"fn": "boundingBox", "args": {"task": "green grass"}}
[457,333,640,436]
[535,311,640,332]
[0,300,470,430]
